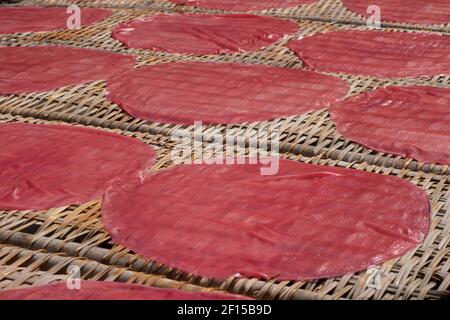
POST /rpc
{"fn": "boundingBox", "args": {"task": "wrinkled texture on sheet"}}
[0,46,135,94]
[0,123,156,210]
[0,7,111,34]
[102,159,430,280]
[331,86,450,165]
[106,62,349,124]
[288,30,450,78]
[112,14,298,54]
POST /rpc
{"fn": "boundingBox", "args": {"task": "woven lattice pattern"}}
[0,0,449,299]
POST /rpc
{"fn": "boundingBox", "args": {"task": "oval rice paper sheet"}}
[112,14,298,55]
[331,86,450,165]
[102,159,431,281]
[0,281,250,300]
[0,123,156,210]
[287,30,450,79]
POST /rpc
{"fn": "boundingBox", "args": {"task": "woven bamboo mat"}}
[0,244,233,296]
[160,0,450,33]
[0,2,449,299]
[11,0,450,33]
[15,0,174,10]
[0,113,449,300]
[0,14,448,174]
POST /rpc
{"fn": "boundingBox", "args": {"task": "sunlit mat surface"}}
[0,0,449,300]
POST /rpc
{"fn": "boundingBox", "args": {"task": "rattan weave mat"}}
[0,1,449,299]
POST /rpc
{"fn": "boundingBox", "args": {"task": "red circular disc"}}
[0,123,156,211]
[0,281,249,300]
[112,14,298,55]
[287,30,450,78]
[342,0,450,26]
[169,0,317,11]
[106,62,349,125]
[0,46,135,94]
[331,86,450,165]
[102,159,430,281]
[0,7,111,34]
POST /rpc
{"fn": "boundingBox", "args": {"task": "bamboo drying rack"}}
[0,0,449,299]
[12,0,450,33]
